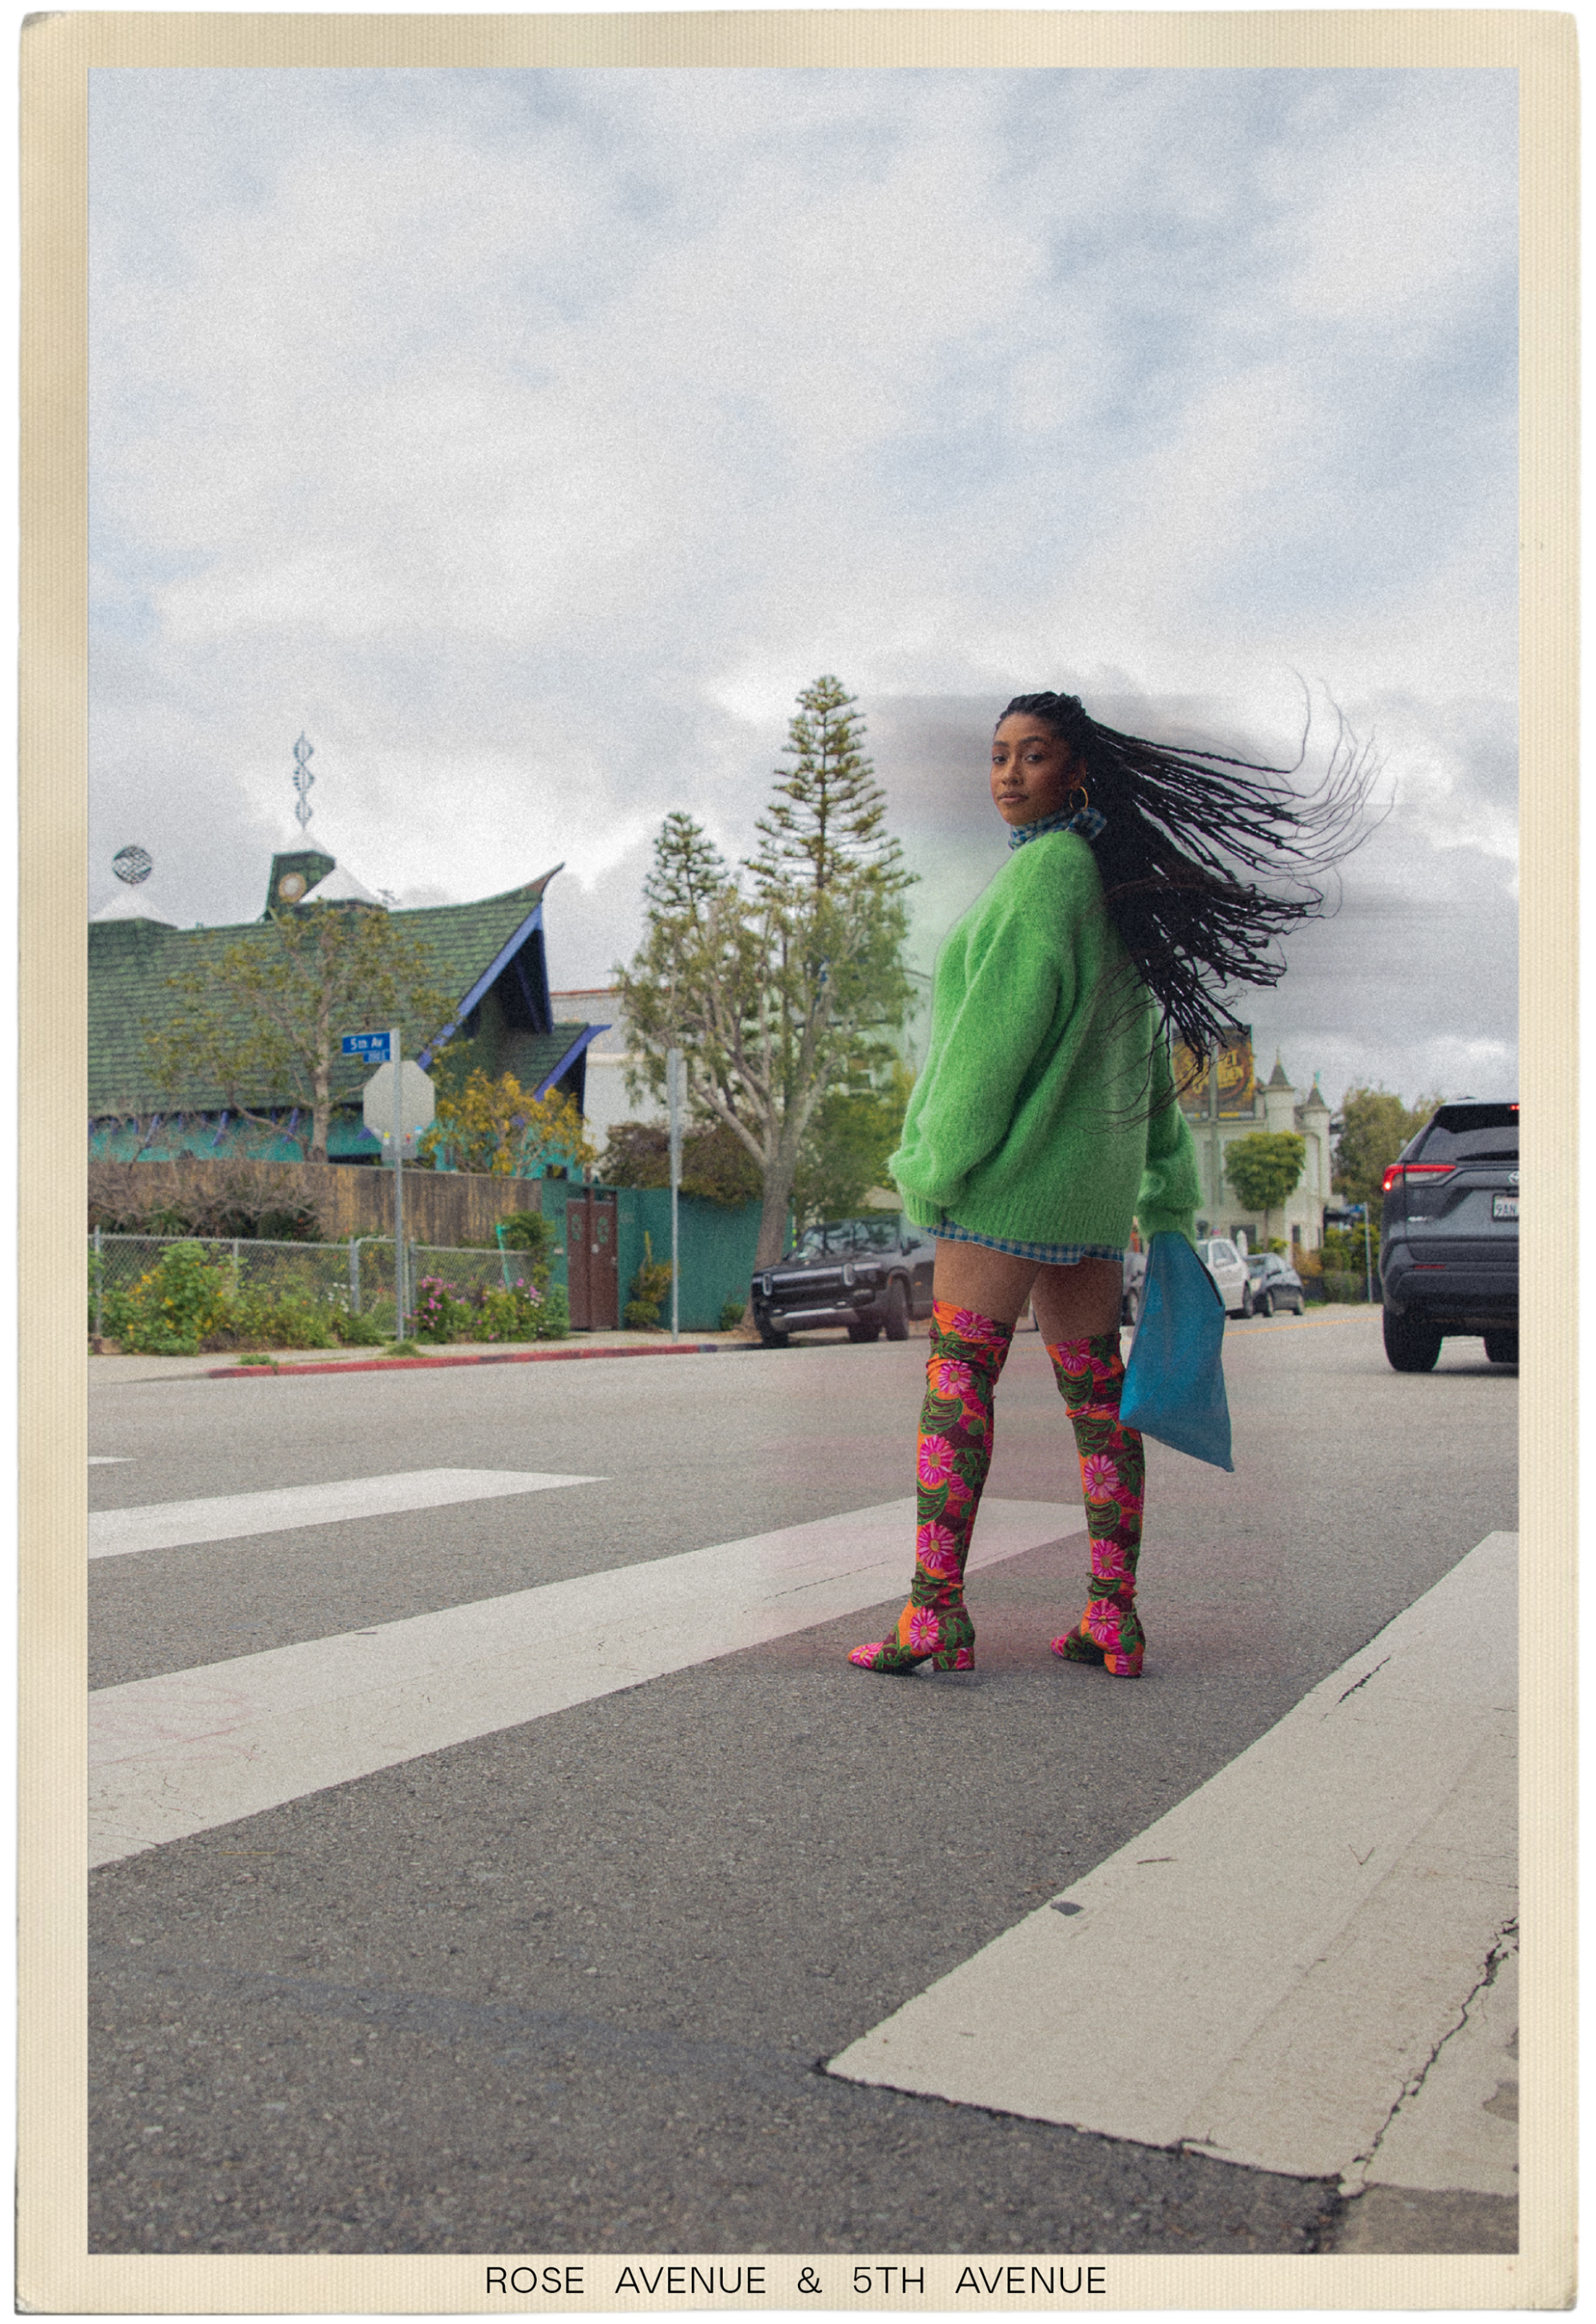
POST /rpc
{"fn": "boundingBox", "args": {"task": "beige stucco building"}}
[1180,1043,1334,1253]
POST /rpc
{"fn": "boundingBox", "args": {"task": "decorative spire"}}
[292,733,315,831]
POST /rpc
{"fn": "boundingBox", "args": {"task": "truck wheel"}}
[1483,1329,1519,1365]
[1383,1306,1442,1373]
[883,1279,911,1340]
[1257,1290,1274,1318]
[758,1322,789,1348]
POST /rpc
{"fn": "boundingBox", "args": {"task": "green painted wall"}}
[541,1182,769,1332]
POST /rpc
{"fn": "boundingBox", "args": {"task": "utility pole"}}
[667,1047,683,1341]
[391,1024,406,1336]
[1208,1052,1223,1227]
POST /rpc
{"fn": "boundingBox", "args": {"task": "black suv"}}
[1379,1100,1519,1371]
[751,1218,936,1347]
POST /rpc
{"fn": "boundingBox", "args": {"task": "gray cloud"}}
[88,65,1519,1111]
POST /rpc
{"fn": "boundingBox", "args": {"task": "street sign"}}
[342,1030,393,1061]
[362,1059,436,1158]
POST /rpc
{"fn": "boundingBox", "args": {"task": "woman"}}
[848,689,1366,1680]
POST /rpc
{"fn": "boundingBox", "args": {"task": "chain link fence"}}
[88,1232,539,1341]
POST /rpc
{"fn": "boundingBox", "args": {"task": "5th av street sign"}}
[342,1030,393,1061]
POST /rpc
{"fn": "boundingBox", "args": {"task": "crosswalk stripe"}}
[89,1497,1076,1867]
[88,1469,602,1561]
[827,1531,1518,2185]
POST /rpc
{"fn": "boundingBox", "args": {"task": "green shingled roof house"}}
[89,846,607,1166]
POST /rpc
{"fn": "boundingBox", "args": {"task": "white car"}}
[1195,1236,1254,1318]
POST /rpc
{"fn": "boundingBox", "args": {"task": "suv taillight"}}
[1381,1162,1456,1194]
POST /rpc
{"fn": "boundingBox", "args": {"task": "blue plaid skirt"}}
[935,1215,1123,1266]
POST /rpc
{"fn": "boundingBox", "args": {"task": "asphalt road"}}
[88,1310,1516,2255]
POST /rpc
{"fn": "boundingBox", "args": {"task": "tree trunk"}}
[753,1160,796,1269]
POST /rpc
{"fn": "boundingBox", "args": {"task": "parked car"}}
[1246,1251,1306,1316]
[751,1217,937,1347]
[1379,1099,1519,1371]
[1195,1235,1254,1318]
[1121,1245,1148,1326]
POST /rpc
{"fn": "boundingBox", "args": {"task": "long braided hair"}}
[999,690,1376,1067]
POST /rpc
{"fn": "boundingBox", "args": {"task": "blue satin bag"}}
[1120,1231,1235,1471]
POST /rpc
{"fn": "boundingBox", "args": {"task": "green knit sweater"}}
[889,831,1201,1250]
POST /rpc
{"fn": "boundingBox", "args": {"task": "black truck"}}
[750,1217,937,1347]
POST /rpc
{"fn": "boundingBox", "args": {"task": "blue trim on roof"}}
[417,901,545,1066]
[532,1024,604,1100]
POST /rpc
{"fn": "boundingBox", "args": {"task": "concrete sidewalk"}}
[89,1327,757,1386]
[89,1314,946,1386]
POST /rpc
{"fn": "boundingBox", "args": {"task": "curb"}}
[207,1340,737,1379]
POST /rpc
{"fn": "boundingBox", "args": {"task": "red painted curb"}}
[209,1341,732,1379]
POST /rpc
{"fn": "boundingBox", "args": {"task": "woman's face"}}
[990,715,1081,828]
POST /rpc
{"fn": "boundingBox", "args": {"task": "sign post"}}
[350,1031,436,1339]
[389,1027,405,1333]
[666,1048,683,1342]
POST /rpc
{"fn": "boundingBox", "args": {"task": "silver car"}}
[1195,1235,1254,1318]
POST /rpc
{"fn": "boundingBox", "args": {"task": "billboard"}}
[1174,1028,1256,1117]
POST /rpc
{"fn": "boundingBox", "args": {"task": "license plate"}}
[1493,1194,1519,1219]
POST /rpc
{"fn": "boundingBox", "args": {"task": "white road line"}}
[89,1457,130,1466]
[89,1497,1074,1866]
[88,1470,602,1561]
[828,1531,1518,2187]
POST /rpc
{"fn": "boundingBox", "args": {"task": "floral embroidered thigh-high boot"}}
[848,1302,1013,1674]
[1046,1332,1147,1678]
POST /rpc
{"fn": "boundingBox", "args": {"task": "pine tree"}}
[615,677,917,1284]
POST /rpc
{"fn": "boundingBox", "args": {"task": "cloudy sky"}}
[89,64,1519,1111]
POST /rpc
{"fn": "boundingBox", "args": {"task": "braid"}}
[999,691,1376,1062]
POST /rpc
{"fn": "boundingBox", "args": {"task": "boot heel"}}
[850,1602,974,1675]
[929,1639,975,1672]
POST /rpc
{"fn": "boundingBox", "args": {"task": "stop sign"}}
[362,1059,436,1159]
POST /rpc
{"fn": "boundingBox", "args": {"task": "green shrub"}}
[472,1284,548,1342]
[720,1297,749,1332]
[625,1232,674,1331]
[535,1284,571,1340]
[330,1306,389,1347]
[105,1242,230,1355]
[495,1212,555,1280]
[203,1284,336,1351]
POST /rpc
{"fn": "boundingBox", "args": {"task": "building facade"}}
[1177,1031,1334,1252]
[547,985,650,1148]
[90,846,607,1167]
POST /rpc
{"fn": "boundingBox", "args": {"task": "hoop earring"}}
[1065,783,1106,842]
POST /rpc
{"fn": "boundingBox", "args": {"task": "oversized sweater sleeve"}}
[1135,1038,1202,1244]
[889,853,1072,1222]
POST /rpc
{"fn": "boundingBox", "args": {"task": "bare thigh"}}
[932,1240,1123,1341]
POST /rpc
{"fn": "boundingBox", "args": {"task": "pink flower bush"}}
[917,1434,958,1490]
